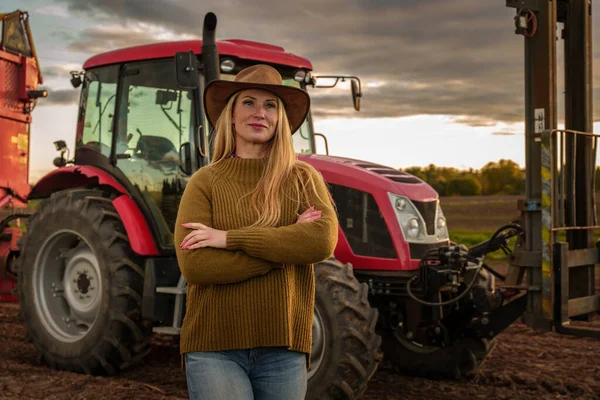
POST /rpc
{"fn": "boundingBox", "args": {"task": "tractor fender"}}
[28,166,158,256]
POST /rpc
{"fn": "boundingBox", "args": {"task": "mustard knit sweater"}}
[174,157,338,358]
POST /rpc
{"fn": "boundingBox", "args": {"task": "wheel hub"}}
[77,273,91,294]
[63,248,101,317]
[33,230,103,343]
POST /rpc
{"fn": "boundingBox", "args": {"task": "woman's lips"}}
[249,124,267,129]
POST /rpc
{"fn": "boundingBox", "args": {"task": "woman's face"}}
[232,89,279,146]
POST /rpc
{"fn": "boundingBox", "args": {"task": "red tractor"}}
[0,10,46,303]
[3,11,531,400]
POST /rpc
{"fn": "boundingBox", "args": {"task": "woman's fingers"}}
[180,223,211,248]
[181,230,206,249]
[300,211,321,221]
[296,210,322,224]
[297,206,314,220]
[182,222,207,230]
[186,240,207,250]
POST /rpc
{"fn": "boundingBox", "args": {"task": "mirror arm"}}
[314,133,329,155]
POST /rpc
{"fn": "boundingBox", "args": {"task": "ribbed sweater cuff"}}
[227,229,265,254]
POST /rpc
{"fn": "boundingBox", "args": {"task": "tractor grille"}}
[413,200,437,235]
[409,242,448,260]
[329,183,397,259]
[355,272,423,297]
[354,162,422,184]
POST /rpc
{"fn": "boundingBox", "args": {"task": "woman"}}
[174,64,338,400]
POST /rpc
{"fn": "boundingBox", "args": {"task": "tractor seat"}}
[135,136,178,162]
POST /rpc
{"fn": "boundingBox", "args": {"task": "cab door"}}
[115,59,196,248]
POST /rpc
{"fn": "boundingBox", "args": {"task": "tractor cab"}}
[64,40,357,251]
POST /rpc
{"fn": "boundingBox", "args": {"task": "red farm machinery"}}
[3,2,600,399]
[0,10,45,303]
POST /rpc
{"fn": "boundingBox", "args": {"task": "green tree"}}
[447,176,482,196]
[480,159,524,195]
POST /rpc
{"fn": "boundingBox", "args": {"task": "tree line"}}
[403,159,600,196]
[402,159,524,196]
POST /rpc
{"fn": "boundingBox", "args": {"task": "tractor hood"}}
[298,154,438,202]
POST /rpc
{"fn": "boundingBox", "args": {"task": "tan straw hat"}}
[203,64,310,134]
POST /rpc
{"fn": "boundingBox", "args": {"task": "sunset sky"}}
[8,0,600,182]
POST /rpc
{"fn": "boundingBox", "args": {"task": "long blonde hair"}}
[211,91,329,227]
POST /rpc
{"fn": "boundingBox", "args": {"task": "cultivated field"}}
[441,195,524,232]
[2,195,600,399]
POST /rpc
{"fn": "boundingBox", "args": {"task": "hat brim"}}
[203,80,311,135]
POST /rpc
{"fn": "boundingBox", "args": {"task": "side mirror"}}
[175,51,200,89]
[179,142,193,175]
[70,71,83,88]
[156,90,178,105]
[351,79,362,111]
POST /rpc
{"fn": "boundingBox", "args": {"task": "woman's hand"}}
[180,223,227,249]
[296,206,321,224]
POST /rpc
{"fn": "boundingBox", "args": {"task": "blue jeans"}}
[185,347,307,400]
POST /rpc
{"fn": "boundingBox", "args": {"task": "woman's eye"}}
[266,103,276,109]
[243,100,254,106]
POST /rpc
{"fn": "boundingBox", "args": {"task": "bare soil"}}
[2,302,600,400]
[3,196,600,399]
[440,195,523,231]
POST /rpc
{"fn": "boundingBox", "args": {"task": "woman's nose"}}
[253,107,267,118]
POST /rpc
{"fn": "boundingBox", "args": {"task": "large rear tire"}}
[380,328,496,379]
[18,189,151,375]
[307,258,382,400]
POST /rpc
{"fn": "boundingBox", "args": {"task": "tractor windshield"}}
[76,66,119,157]
[219,72,313,155]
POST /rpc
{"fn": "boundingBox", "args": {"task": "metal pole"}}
[522,0,556,329]
[564,0,594,304]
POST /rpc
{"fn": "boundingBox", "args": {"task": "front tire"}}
[381,328,496,379]
[18,189,151,375]
[307,258,382,400]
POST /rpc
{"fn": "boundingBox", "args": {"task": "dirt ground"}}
[2,303,600,400]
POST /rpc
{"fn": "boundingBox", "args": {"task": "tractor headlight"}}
[437,217,446,229]
[294,70,307,82]
[388,193,423,240]
[405,217,420,239]
[395,197,407,212]
[220,59,235,73]
[436,203,449,240]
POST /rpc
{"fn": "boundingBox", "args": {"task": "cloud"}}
[37,88,79,106]
[34,4,71,18]
[52,0,600,126]
[42,65,80,80]
[67,25,160,54]
[491,130,519,136]
[51,30,77,42]
[310,79,524,123]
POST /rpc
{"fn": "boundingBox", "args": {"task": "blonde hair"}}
[211,91,330,227]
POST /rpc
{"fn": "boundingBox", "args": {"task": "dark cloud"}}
[37,88,79,106]
[310,79,523,123]
[53,0,600,126]
[67,26,162,54]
